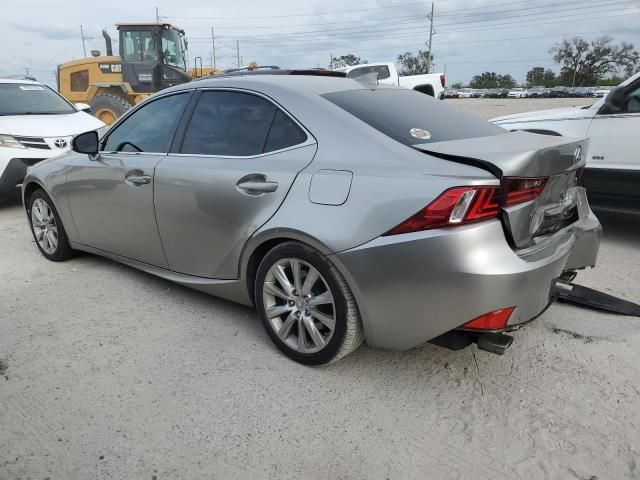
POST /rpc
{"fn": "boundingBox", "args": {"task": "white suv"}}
[0,78,105,195]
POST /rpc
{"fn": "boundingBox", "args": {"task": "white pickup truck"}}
[335,62,446,99]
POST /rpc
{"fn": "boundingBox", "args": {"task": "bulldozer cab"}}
[117,23,190,92]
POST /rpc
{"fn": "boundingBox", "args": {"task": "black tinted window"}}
[322,88,504,146]
[181,91,277,156]
[103,93,189,152]
[264,110,307,153]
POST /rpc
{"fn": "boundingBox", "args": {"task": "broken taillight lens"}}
[504,177,548,206]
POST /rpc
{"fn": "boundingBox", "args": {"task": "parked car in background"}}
[491,71,640,214]
[549,86,570,98]
[507,88,528,98]
[472,89,486,98]
[22,71,601,364]
[485,88,508,98]
[594,86,612,97]
[0,78,105,195]
[457,88,475,98]
[528,87,550,98]
[444,89,460,99]
[336,62,445,99]
[573,87,594,98]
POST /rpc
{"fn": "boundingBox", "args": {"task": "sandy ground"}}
[1,99,639,480]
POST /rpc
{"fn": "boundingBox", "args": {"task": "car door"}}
[584,80,640,208]
[587,81,640,169]
[66,92,191,266]
[154,89,317,279]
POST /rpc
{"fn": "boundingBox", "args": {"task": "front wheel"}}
[28,189,75,261]
[255,242,364,365]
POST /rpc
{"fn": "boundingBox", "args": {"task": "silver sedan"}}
[22,72,601,364]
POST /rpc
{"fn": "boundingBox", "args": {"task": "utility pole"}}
[426,2,435,74]
[236,40,240,68]
[80,25,92,58]
[211,27,216,70]
[25,67,30,77]
[156,6,159,23]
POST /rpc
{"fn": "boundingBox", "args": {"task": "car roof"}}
[0,77,42,85]
[169,73,371,96]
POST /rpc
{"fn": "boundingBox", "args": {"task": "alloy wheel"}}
[31,198,59,255]
[262,258,336,354]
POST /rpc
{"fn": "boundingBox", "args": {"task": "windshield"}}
[122,30,158,62]
[322,88,504,146]
[0,83,75,116]
[162,29,186,70]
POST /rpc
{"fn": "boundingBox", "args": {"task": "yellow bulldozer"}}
[58,23,217,124]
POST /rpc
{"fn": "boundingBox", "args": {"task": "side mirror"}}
[600,86,625,114]
[72,130,99,156]
[75,103,92,113]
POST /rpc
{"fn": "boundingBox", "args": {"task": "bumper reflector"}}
[461,307,515,330]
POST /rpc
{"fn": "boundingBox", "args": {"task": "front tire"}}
[255,242,364,365]
[27,189,75,261]
[89,94,132,125]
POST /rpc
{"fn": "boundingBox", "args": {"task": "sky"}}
[1,0,639,88]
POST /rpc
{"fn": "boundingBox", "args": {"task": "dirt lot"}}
[1,99,639,480]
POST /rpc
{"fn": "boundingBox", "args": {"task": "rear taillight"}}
[384,186,501,235]
[440,74,446,88]
[385,177,548,236]
[460,307,515,330]
[504,177,547,206]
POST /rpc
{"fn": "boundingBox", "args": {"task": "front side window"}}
[620,85,640,114]
[161,29,185,70]
[0,83,75,116]
[181,91,307,156]
[102,93,189,153]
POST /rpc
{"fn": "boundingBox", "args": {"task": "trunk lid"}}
[413,130,588,249]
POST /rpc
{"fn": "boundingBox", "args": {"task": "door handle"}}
[236,175,279,195]
[125,174,151,186]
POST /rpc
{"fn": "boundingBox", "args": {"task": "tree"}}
[330,54,367,69]
[550,36,639,86]
[397,48,432,75]
[469,72,517,89]
[542,69,557,87]
[526,66,545,86]
[450,82,463,89]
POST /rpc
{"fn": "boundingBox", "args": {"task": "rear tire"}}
[255,242,364,365]
[27,189,75,262]
[89,94,131,125]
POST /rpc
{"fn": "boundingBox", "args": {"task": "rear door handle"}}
[236,175,278,195]
[125,174,151,186]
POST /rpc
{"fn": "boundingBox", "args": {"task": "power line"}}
[169,1,427,20]
[183,2,637,41]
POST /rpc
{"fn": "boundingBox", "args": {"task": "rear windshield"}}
[322,88,504,146]
[0,83,76,116]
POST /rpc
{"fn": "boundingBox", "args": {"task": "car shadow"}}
[0,189,22,210]
[594,210,640,249]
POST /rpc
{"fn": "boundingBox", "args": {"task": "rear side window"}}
[347,65,391,81]
[264,110,307,153]
[322,88,505,146]
[181,91,307,156]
